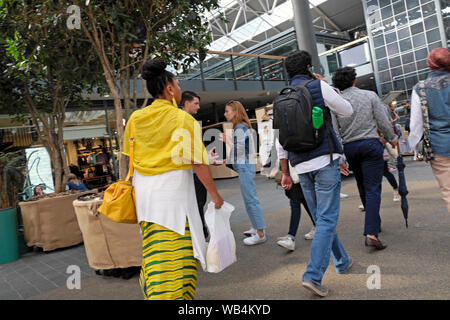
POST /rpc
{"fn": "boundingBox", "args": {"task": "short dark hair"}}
[285,50,313,78]
[180,91,200,107]
[141,58,176,98]
[332,67,357,91]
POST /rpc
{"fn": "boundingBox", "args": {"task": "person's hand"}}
[219,133,227,143]
[281,173,293,190]
[340,163,350,176]
[212,193,224,209]
[389,138,399,148]
[313,73,327,83]
[208,147,222,166]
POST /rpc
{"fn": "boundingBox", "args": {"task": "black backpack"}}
[272,80,334,163]
[273,80,323,152]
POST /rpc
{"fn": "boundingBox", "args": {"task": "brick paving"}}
[1,157,449,300]
[0,244,95,300]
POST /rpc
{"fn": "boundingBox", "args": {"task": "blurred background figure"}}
[66,173,88,191]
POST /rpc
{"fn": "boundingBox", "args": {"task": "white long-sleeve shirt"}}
[276,80,353,174]
[407,90,423,150]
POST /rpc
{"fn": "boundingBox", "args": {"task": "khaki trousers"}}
[430,155,450,213]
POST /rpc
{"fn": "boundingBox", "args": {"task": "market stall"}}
[19,190,95,251]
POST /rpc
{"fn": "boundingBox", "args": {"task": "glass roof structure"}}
[205,0,338,53]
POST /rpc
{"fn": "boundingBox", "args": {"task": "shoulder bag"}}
[97,120,137,224]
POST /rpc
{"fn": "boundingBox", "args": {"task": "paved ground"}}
[1,157,449,300]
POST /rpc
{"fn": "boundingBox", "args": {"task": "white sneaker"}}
[358,204,365,211]
[340,193,349,199]
[243,227,257,237]
[243,232,267,245]
[277,235,291,241]
[304,226,315,240]
[393,191,401,202]
[277,236,295,251]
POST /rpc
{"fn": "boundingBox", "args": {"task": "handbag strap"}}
[125,119,135,181]
[417,82,434,154]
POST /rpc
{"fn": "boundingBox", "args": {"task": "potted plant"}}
[0,148,26,264]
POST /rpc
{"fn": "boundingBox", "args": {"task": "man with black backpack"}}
[274,50,353,297]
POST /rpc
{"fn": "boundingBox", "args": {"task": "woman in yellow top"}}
[123,58,224,300]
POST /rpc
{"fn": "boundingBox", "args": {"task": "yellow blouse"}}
[122,99,208,176]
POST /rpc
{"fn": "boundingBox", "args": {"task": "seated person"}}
[66,173,88,191]
[33,185,44,196]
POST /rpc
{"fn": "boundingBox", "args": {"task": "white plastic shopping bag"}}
[205,201,236,273]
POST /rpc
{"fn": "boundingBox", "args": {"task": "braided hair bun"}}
[141,58,167,81]
[141,58,176,98]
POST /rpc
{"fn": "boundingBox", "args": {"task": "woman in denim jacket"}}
[221,101,266,245]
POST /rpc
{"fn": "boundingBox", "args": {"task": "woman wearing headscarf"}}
[123,58,224,300]
[408,48,450,212]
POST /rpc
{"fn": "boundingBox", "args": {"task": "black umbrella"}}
[396,155,409,228]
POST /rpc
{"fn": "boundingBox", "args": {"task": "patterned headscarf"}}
[426,48,450,72]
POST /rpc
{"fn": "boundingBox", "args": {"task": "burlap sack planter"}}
[19,191,94,252]
[72,199,141,270]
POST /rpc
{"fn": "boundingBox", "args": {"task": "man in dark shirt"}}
[180,91,209,239]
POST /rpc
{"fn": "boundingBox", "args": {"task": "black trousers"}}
[284,183,315,237]
[193,173,209,238]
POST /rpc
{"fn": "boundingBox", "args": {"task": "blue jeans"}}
[233,163,266,230]
[299,160,350,285]
[344,139,384,237]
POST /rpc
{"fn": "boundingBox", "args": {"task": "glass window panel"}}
[399,38,412,51]
[426,28,441,44]
[381,5,393,19]
[387,42,399,55]
[389,56,401,68]
[380,70,391,82]
[381,82,393,94]
[424,15,439,29]
[411,22,424,35]
[394,79,406,90]
[373,34,385,47]
[405,75,419,89]
[367,10,382,28]
[421,2,435,18]
[413,33,426,47]
[391,66,403,77]
[327,54,339,74]
[397,27,410,39]
[420,0,432,4]
[383,17,396,32]
[393,0,406,15]
[378,58,389,71]
[428,41,443,51]
[375,46,387,59]
[416,59,428,71]
[418,72,428,81]
[406,0,420,9]
[401,52,414,64]
[403,62,417,74]
[385,31,397,44]
[379,0,391,8]
[339,44,371,67]
[366,0,379,7]
[408,8,422,23]
[395,12,409,28]
[370,25,384,37]
[415,47,428,60]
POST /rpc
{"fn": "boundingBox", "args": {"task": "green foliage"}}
[0,150,26,209]
[0,0,106,116]
[75,0,221,76]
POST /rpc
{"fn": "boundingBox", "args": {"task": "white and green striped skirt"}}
[139,220,197,300]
